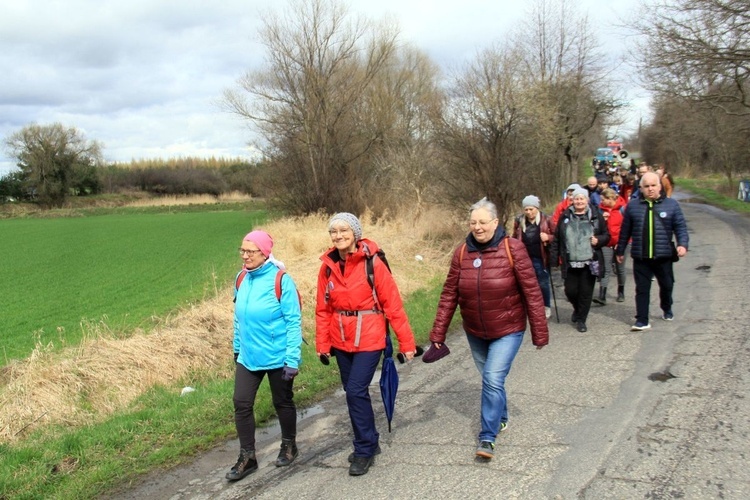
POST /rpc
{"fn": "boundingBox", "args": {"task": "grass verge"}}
[0,278,447,500]
[674,176,750,214]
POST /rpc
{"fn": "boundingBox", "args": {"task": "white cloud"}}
[0,0,644,176]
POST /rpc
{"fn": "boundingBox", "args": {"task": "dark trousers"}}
[332,348,382,458]
[233,363,296,451]
[632,257,674,324]
[531,257,551,308]
[564,266,597,322]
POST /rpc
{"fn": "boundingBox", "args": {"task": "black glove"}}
[233,352,239,363]
[281,366,298,381]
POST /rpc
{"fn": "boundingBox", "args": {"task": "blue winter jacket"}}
[616,194,689,259]
[233,261,302,371]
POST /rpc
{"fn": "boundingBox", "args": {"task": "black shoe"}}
[226,449,257,481]
[349,455,374,476]
[274,438,299,467]
[348,445,381,463]
[616,286,625,302]
[576,321,587,332]
[593,287,607,305]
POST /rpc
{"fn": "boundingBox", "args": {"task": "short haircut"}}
[469,197,498,220]
[601,188,618,200]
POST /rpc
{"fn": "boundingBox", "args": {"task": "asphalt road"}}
[113,196,750,499]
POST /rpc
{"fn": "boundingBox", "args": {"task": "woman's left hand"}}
[402,350,415,361]
[590,236,598,246]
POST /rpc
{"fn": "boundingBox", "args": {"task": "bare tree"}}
[431,45,542,224]
[4,123,103,208]
[223,0,422,215]
[642,94,749,184]
[634,0,750,116]
[514,0,623,188]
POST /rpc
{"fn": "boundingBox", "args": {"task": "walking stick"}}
[548,263,560,323]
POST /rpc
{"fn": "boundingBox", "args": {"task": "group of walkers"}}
[224,163,688,482]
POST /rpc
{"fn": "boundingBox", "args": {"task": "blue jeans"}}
[466,331,524,443]
[331,348,382,457]
[531,257,551,308]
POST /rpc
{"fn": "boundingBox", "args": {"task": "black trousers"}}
[632,257,674,324]
[233,363,296,451]
[564,266,597,322]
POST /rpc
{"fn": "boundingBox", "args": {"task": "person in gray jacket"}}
[616,172,689,331]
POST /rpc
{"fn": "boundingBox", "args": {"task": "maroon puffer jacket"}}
[429,235,549,347]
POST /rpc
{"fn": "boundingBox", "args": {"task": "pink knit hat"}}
[243,230,274,257]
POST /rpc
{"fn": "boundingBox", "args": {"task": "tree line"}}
[4,0,746,217]
[633,0,750,184]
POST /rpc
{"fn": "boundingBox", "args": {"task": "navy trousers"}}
[332,348,382,458]
[632,257,674,324]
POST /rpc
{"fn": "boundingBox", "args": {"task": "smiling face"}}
[469,207,499,244]
[239,241,266,270]
[329,222,357,257]
[572,194,589,213]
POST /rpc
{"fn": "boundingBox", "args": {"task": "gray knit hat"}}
[328,212,362,240]
[522,195,540,209]
[571,187,589,199]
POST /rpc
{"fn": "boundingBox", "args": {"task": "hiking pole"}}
[548,264,560,323]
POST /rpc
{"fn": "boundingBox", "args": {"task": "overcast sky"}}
[0,0,645,175]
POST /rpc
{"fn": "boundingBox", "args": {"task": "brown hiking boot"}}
[225,449,257,481]
[274,438,299,467]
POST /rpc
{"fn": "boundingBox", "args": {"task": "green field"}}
[0,206,268,365]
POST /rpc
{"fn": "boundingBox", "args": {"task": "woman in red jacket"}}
[315,212,416,476]
[428,198,549,461]
[596,188,628,303]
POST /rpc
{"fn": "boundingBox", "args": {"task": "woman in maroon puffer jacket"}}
[428,197,549,461]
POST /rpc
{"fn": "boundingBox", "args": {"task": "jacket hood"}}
[599,196,626,213]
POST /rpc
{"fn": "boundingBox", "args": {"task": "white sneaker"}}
[631,322,652,331]
[545,307,552,319]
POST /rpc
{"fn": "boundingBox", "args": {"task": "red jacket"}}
[599,197,625,248]
[429,232,549,347]
[551,199,570,227]
[315,238,416,354]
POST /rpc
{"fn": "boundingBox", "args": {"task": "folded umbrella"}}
[379,334,399,432]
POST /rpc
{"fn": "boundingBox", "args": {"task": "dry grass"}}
[122,191,253,207]
[0,207,461,442]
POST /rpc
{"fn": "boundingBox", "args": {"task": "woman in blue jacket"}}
[226,230,303,482]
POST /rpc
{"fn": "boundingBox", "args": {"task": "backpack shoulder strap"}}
[367,250,391,310]
[233,269,248,303]
[235,269,247,291]
[459,243,467,262]
[504,237,514,268]
[275,269,286,302]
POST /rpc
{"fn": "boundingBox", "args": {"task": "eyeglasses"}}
[469,219,496,227]
[239,248,263,256]
[328,228,352,236]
